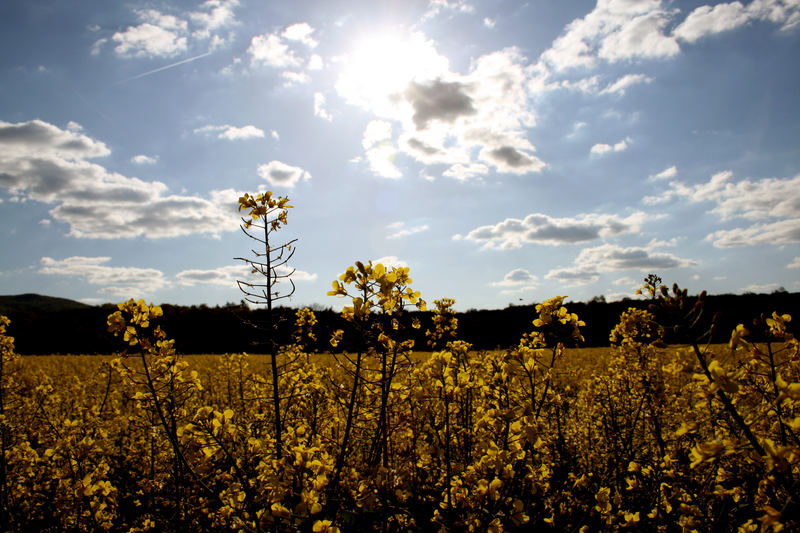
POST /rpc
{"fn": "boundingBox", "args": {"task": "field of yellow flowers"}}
[0,266,798,532]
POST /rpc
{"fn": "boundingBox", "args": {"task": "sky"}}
[1,0,799,311]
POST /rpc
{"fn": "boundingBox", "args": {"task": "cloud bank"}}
[0,119,240,239]
[461,211,649,249]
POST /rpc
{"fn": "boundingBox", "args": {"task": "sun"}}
[346,35,418,99]
[336,30,449,114]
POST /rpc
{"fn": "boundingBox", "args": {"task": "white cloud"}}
[307,54,323,70]
[539,0,800,75]
[642,192,672,205]
[94,2,239,57]
[208,34,227,51]
[0,119,240,239]
[112,9,189,58]
[365,143,403,179]
[613,138,630,151]
[220,56,242,75]
[491,268,539,294]
[281,70,311,85]
[519,0,800,107]
[282,22,318,48]
[54,189,240,239]
[574,243,696,271]
[442,162,489,181]
[694,172,800,221]
[131,10,186,33]
[177,264,316,287]
[189,0,240,40]
[598,9,680,62]
[360,121,402,177]
[39,256,167,298]
[567,121,588,139]
[336,33,545,178]
[788,257,800,269]
[131,154,158,164]
[270,129,280,141]
[248,32,303,68]
[39,255,317,299]
[194,124,265,140]
[247,22,320,86]
[90,38,108,55]
[459,49,544,172]
[545,266,601,285]
[362,120,393,149]
[287,268,318,282]
[741,282,781,294]
[220,125,265,140]
[673,2,751,43]
[706,219,800,247]
[653,171,800,247]
[490,268,537,287]
[590,137,630,155]
[387,221,429,239]
[257,160,311,187]
[546,243,696,285]
[600,73,654,95]
[484,17,496,28]
[541,1,680,71]
[314,92,333,121]
[433,0,474,12]
[605,291,641,302]
[647,236,681,247]
[0,119,110,159]
[463,211,649,249]
[422,0,475,20]
[372,255,408,269]
[650,165,677,180]
[545,74,602,94]
[673,1,800,43]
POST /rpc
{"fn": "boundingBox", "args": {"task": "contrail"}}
[113,51,212,85]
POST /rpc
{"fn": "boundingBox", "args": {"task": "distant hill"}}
[0,291,797,354]
[0,293,91,314]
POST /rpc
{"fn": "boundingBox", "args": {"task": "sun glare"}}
[336,31,449,114]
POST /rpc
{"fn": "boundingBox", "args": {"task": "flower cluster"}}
[327,260,426,319]
[237,191,292,231]
[0,272,797,531]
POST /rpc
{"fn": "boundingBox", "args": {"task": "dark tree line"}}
[0,291,797,355]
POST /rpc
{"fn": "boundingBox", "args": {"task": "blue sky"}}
[1,0,799,311]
